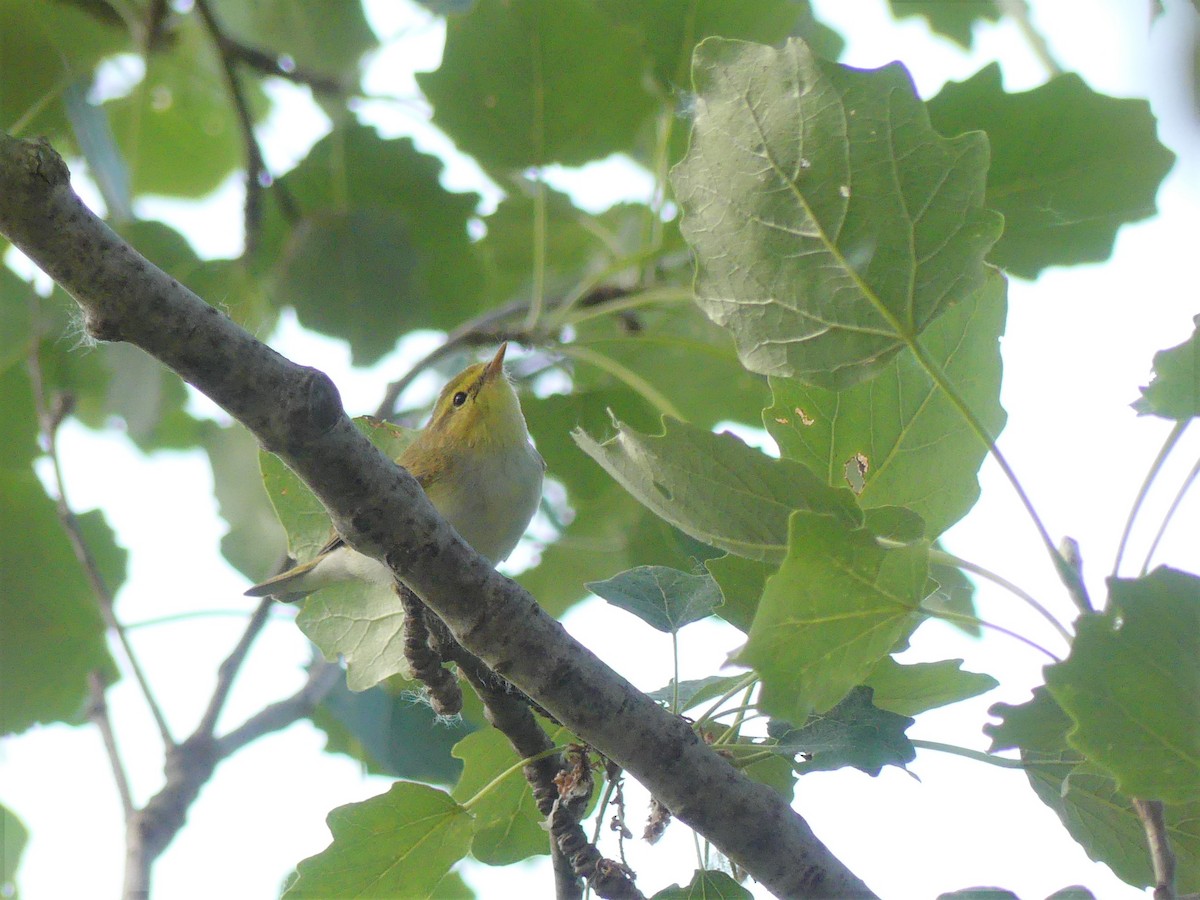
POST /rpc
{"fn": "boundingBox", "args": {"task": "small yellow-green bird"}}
[245,343,544,602]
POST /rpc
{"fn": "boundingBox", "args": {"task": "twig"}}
[374,300,530,418]
[194,598,273,737]
[995,0,1066,77]
[25,328,176,749]
[87,671,136,821]
[222,38,346,95]
[215,659,341,757]
[192,0,298,253]
[1133,798,1177,900]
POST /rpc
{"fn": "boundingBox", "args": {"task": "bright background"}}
[3,1,1199,897]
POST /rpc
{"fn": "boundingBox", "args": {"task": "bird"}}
[245,343,544,602]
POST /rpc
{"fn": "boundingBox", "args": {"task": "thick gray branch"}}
[0,133,876,899]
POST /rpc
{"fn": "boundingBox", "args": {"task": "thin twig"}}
[194,598,273,738]
[1133,798,1177,900]
[1141,449,1200,575]
[995,0,1066,77]
[215,659,341,757]
[192,0,298,252]
[222,38,346,95]
[88,671,136,820]
[26,328,176,748]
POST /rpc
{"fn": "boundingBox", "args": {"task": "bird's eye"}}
[452,391,468,407]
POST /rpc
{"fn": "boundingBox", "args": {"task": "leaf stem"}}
[460,745,569,812]
[908,339,1091,614]
[910,739,1027,769]
[1112,419,1189,578]
[524,173,548,332]
[1141,449,1200,576]
[561,286,694,327]
[920,603,1060,661]
[695,672,759,729]
[556,343,687,421]
[928,547,1071,643]
[671,632,680,714]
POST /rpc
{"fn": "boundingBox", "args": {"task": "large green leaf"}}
[106,16,260,197]
[267,125,486,364]
[0,362,117,735]
[768,686,916,776]
[987,689,1200,892]
[738,511,931,719]
[0,470,115,735]
[927,64,1175,278]
[704,553,773,633]
[884,0,999,48]
[210,0,375,83]
[765,270,1006,538]
[1133,314,1200,420]
[1,803,26,900]
[671,38,1001,388]
[573,416,861,564]
[312,669,474,785]
[260,418,418,690]
[451,728,549,865]
[520,387,715,616]
[286,782,473,898]
[587,566,720,633]
[0,0,128,143]
[864,657,997,717]
[417,0,656,170]
[1045,568,1200,804]
[203,422,287,581]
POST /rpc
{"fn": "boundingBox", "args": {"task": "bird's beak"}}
[485,342,508,382]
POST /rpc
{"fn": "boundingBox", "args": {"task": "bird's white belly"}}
[435,443,543,563]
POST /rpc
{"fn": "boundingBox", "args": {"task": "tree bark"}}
[0,133,877,899]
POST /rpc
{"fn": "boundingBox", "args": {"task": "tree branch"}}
[0,133,877,899]
[1133,798,1177,900]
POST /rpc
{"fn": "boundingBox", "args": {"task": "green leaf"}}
[768,686,916,776]
[926,552,980,636]
[286,782,473,899]
[1045,567,1200,803]
[417,0,656,169]
[885,0,999,48]
[1,803,25,900]
[572,416,861,564]
[267,125,485,364]
[927,64,1176,278]
[935,891,1018,900]
[0,0,128,143]
[0,468,115,735]
[261,418,418,690]
[0,268,36,377]
[106,16,260,197]
[652,869,753,899]
[986,689,1200,892]
[587,566,720,633]
[75,508,128,598]
[65,79,131,221]
[671,38,1001,388]
[646,675,747,712]
[864,657,997,717]
[203,422,287,582]
[210,0,376,82]
[451,728,551,865]
[765,270,1006,539]
[737,511,931,718]
[597,0,801,92]
[704,553,773,633]
[312,668,475,785]
[1133,314,1200,420]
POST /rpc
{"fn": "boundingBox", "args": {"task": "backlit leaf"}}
[587,566,721,633]
[1045,567,1200,803]
[765,270,1006,539]
[286,782,472,898]
[573,416,861,563]
[737,511,931,718]
[671,38,1001,388]
[864,657,997,717]
[1133,314,1200,420]
[927,64,1175,278]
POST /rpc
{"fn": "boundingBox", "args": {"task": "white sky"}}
[3,0,1199,898]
